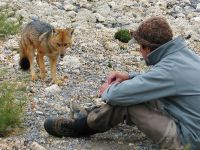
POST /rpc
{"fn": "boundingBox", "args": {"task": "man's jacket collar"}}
[146,36,187,65]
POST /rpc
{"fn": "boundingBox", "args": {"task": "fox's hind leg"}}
[36,50,46,80]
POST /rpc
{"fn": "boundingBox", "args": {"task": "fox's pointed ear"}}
[39,32,48,42]
[66,28,74,36]
[70,29,74,36]
[52,28,56,35]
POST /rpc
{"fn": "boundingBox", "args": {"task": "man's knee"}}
[87,104,127,131]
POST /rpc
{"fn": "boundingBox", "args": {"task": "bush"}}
[114,29,131,43]
[0,70,27,137]
[0,11,22,40]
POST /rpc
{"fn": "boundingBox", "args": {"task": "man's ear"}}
[141,45,151,53]
[144,47,151,53]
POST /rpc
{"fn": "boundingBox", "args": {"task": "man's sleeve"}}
[128,71,141,79]
[101,68,176,106]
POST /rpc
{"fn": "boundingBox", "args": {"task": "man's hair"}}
[131,16,173,51]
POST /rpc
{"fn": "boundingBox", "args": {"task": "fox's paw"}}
[31,74,38,81]
[52,79,63,85]
[39,73,46,80]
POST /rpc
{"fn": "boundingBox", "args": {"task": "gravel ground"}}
[0,0,200,149]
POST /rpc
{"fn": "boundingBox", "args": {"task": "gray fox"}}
[19,19,74,84]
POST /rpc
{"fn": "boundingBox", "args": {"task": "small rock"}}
[174,6,183,13]
[63,4,76,11]
[35,111,44,116]
[13,54,20,62]
[95,23,105,29]
[95,13,106,22]
[0,2,7,10]
[31,142,46,150]
[196,3,200,11]
[108,1,116,9]
[104,41,120,51]
[191,17,200,23]
[67,11,77,18]
[45,84,61,94]
[0,54,5,61]
[59,55,81,68]
[95,4,111,17]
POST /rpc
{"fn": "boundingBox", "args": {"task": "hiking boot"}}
[44,117,79,137]
[44,116,98,137]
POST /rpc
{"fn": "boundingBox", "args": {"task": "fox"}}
[19,19,74,84]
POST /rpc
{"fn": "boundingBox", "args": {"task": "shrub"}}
[183,144,191,150]
[0,11,22,40]
[114,29,131,43]
[0,70,27,137]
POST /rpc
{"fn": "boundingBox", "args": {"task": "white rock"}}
[182,0,191,4]
[176,13,186,18]
[31,142,46,150]
[95,13,106,22]
[174,6,183,13]
[0,54,5,61]
[45,84,61,94]
[67,11,77,18]
[156,1,167,8]
[75,0,87,7]
[0,2,7,9]
[36,111,44,115]
[63,4,76,11]
[81,3,92,9]
[96,4,111,17]
[196,3,200,11]
[191,17,200,23]
[59,55,81,68]
[75,9,96,23]
[104,42,120,51]
[13,54,20,62]
[95,23,105,29]
[108,1,116,9]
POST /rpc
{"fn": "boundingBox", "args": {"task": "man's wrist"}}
[128,72,133,79]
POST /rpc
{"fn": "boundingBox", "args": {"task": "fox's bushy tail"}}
[19,57,30,70]
[19,39,30,71]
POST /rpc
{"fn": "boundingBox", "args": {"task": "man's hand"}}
[98,71,129,97]
[99,82,110,96]
[107,71,129,84]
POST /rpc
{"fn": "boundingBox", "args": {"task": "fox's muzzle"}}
[60,54,64,58]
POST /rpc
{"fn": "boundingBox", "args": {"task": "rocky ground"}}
[0,0,200,149]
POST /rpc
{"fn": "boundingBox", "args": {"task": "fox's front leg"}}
[49,57,62,85]
[37,52,45,80]
[28,47,37,81]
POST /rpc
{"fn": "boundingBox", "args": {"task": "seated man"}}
[44,16,200,150]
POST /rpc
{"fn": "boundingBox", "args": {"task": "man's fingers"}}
[108,76,116,84]
[107,73,117,83]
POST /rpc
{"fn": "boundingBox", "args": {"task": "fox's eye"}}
[57,43,61,47]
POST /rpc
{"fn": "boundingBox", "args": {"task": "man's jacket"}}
[102,36,200,149]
